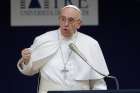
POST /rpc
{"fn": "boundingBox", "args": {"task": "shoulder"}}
[36,30,58,40]
[34,29,58,42]
[32,29,58,46]
[78,32,98,45]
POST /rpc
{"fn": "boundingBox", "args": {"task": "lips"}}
[63,28,68,31]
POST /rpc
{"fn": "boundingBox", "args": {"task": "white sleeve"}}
[17,58,36,76]
[90,79,107,90]
[17,37,40,76]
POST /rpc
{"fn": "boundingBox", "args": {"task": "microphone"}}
[69,43,119,90]
[69,43,88,63]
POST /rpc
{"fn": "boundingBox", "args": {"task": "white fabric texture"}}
[17,29,109,93]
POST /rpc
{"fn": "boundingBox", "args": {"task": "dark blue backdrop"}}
[0,0,140,93]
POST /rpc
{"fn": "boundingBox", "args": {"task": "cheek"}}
[70,25,76,31]
[71,24,78,30]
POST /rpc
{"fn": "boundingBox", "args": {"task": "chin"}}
[63,33,72,38]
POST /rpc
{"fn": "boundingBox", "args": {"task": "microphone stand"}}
[69,43,119,90]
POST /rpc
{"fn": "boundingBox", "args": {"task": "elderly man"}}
[17,5,109,93]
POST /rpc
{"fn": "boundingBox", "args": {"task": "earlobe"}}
[76,21,82,29]
[77,25,80,29]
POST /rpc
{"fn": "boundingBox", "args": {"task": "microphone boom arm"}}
[69,43,119,90]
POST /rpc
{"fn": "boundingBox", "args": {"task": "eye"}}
[60,17,66,21]
[68,17,75,23]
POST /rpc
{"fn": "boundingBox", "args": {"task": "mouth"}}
[63,28,68,32]
[61,28,72,37]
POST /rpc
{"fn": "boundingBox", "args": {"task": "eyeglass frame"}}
[59,15,81,25]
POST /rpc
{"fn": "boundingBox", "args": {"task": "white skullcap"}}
[62,5,81,14]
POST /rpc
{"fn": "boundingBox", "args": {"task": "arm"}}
[17,36,43,76]
[89,78,107,90]
[17,48,38,76]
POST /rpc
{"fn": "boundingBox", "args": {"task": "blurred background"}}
[0,0,140,93]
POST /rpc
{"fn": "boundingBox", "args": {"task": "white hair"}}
[61,5,82,20]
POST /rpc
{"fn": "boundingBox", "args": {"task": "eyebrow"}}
[60,15,80,20]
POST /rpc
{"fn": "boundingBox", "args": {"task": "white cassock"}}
[17,29,109,93]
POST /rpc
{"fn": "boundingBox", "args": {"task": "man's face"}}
[59,7,81,38]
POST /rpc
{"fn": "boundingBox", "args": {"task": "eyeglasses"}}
[59,16,80,25]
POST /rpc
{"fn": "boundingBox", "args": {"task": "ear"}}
[76,20,82,29]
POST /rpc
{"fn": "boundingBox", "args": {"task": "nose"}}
[64,19,69,26]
